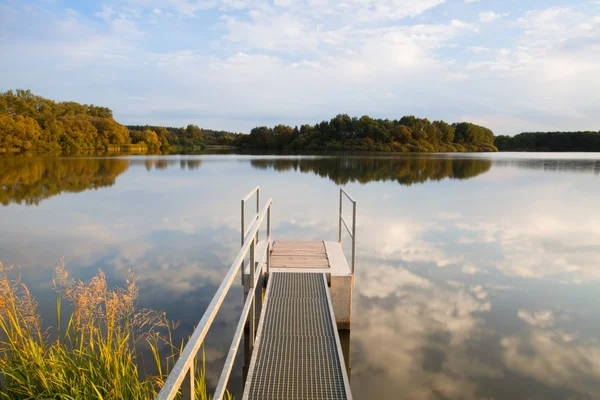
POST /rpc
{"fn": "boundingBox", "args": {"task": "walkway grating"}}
[243,273,352,400]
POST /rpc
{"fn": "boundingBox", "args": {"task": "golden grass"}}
[0,259,229,399]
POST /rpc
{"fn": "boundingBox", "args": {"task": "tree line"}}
[495,131,600,152]
[236,114,498,152]
[0,89,213,153]
[14,89,599,154]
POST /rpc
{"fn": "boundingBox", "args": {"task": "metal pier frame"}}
[156,186,355,400]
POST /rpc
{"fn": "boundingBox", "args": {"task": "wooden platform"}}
[270,240,329,270]
[269,240,351,277]
[243,240,353,330]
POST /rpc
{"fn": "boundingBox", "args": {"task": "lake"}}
[1,152,600,399]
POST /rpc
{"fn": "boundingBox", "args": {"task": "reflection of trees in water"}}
[126,159,202,171]
[493,159,600,175]
[0,157,129,206]
[181,160,202,170]
[0,157,205,205]
[250,156,492,185]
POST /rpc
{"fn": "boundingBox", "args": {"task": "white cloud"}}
[367,219,464,267]
[497,215,600,282]
[446,188,600,283]
[479,11,504,23]
[121,0,446,20]
[353,263,495,399]
[360,265,432,298]
[517,309,555,328]
[1,2,599,134]
[502,329,600,394]
[461,264,481,274]
[468,46,491,53]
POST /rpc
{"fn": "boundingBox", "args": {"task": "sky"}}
[0,0,599,135]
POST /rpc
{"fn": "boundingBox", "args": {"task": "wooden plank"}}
[272,251,326,255]
[272,260,328,264]
[271,254,328,259]
[271,262,330,267]
[274,245,322,247]
[271,254,327,262]
[272,252,325,255]
[270,240,332,269]
[272,250,324,253]
[271,261,330,267]
[274,242,323,245]
[271,251,327,258]
[273,245,324,250]
[272,247,323,250]
[269,267,329,273]
[271,255,328,259]
[274,240,323,245]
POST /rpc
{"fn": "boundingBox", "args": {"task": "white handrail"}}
[157,197,272,400]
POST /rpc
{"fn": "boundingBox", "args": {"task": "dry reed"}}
[0,259,228,399]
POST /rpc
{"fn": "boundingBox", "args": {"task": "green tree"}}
[143,129,161,151]
[273,124,294,149]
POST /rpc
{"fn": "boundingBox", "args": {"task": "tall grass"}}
[0,260,226,399]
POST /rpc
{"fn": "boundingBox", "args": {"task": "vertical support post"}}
[256,188,260,242]
[352,201,356,275]
[241,199,245,246]
[338,188,343,243]
[182,362,195,400]
[267,204,271,277]
[249,238,256,346]
[241,199,245,285]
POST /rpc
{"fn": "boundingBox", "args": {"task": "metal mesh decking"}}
[243,273,351,400]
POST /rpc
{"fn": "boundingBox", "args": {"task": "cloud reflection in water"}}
[1,153,600,398]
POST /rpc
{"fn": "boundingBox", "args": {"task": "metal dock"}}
[243,273,351,399]
[157,187,356,400]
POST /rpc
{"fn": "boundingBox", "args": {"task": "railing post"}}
[256,188,260,242]
[182,363,194,400]
[352,201,357,275]
[338,188,343,243]
[241,199,245,285]
[241,199,245,246]
[249,237,256,346]
[267,204,271,276]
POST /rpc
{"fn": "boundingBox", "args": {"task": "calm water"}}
[1,153,600,399]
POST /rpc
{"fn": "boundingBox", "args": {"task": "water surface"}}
[1,153,600,399]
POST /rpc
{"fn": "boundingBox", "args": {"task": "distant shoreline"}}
[3,89,599,155]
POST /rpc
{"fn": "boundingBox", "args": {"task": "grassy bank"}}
[0,260,226,399]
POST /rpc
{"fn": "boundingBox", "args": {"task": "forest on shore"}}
[495,131,600,152]
[237,115,498,152]
[0,89,209,153]
[3,89,598,154]
[1,89,498,154]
